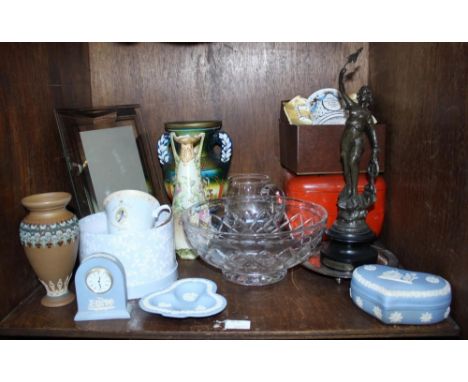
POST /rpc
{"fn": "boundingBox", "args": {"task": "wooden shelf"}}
[0,259,460,339]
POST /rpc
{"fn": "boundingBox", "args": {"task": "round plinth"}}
[41,291,75,307]
[303,243,399,281]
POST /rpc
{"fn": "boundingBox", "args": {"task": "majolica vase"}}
[20,192,79,307]
[170,132,206,260]
[157,121,232,201]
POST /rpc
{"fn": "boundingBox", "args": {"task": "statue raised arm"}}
[339,66,355,109]
[339,47,363,109]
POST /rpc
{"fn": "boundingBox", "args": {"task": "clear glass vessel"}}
[226,173,283,198]
[182,196,327,286]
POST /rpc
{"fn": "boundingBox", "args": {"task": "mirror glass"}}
[79,125,148,210]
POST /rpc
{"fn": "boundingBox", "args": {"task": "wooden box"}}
[279,102,386,175]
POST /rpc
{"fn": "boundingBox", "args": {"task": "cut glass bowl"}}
[182,197,327,286]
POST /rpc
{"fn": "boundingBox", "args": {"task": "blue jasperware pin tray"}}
[139,278,227,318]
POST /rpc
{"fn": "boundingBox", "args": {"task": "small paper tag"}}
[223,319,251,330]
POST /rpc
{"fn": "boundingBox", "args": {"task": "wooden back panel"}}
[89,42,369,189]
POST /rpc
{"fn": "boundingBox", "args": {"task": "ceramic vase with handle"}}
[157,121,232,201]
[19,192,79,307]
[170,132,206,260]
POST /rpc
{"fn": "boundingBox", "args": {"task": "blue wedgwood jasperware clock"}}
[74,253,131,321]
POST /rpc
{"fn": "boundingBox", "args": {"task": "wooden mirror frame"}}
[55,104,165,217]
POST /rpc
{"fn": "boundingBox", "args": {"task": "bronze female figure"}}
[321,48,381,271]
[338,52,379,209]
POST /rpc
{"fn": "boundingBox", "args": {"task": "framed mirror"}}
[55,105,165,217]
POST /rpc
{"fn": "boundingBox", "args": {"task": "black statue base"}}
[320,222,378,272]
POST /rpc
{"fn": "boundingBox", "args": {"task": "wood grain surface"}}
[89,43,369,189]
[0,259,459,339]
[0,43,91,320]
[369,43,468,338]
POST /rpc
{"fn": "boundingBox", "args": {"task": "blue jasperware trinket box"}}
[350,265,451,325]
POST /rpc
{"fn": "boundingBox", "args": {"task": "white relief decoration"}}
[88,297,115,311]
[157,133,170,165]
[20,216,79,248]
[353,269,451,298]
[444,307,450,319]
[39,274,72,297]
[195,305,207,311]
[355,296,364,308]
[420,312,433,323]
[425,276,440,284]
[389,311,403,323]
[378,270,418,284]
[364,265,377,271]
[218,132,232,163]
[182,292,198,302]
[373,306,383,319]
[79,211,177,299]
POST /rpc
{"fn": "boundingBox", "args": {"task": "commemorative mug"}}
[103,190,171,234]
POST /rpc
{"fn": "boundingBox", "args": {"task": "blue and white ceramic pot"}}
[20,192,79,307]
[157,121,232,201]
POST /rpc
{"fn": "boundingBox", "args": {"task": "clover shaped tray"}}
[139,278,227,318]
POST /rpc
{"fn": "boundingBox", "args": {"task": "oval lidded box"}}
[79,211,177,300]
[350,265,451,325]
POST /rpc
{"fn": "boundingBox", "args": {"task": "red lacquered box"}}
[284,172,386,236]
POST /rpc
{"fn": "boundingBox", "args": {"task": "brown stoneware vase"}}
[19,192,79,307]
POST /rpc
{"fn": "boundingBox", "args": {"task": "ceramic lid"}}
[286,175,386,193]
[165,121,222,130]
[352,264,451,301]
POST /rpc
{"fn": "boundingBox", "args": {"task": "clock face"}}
[86,267,113,294]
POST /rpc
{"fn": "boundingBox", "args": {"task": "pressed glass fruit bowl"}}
[182,197,327,286]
